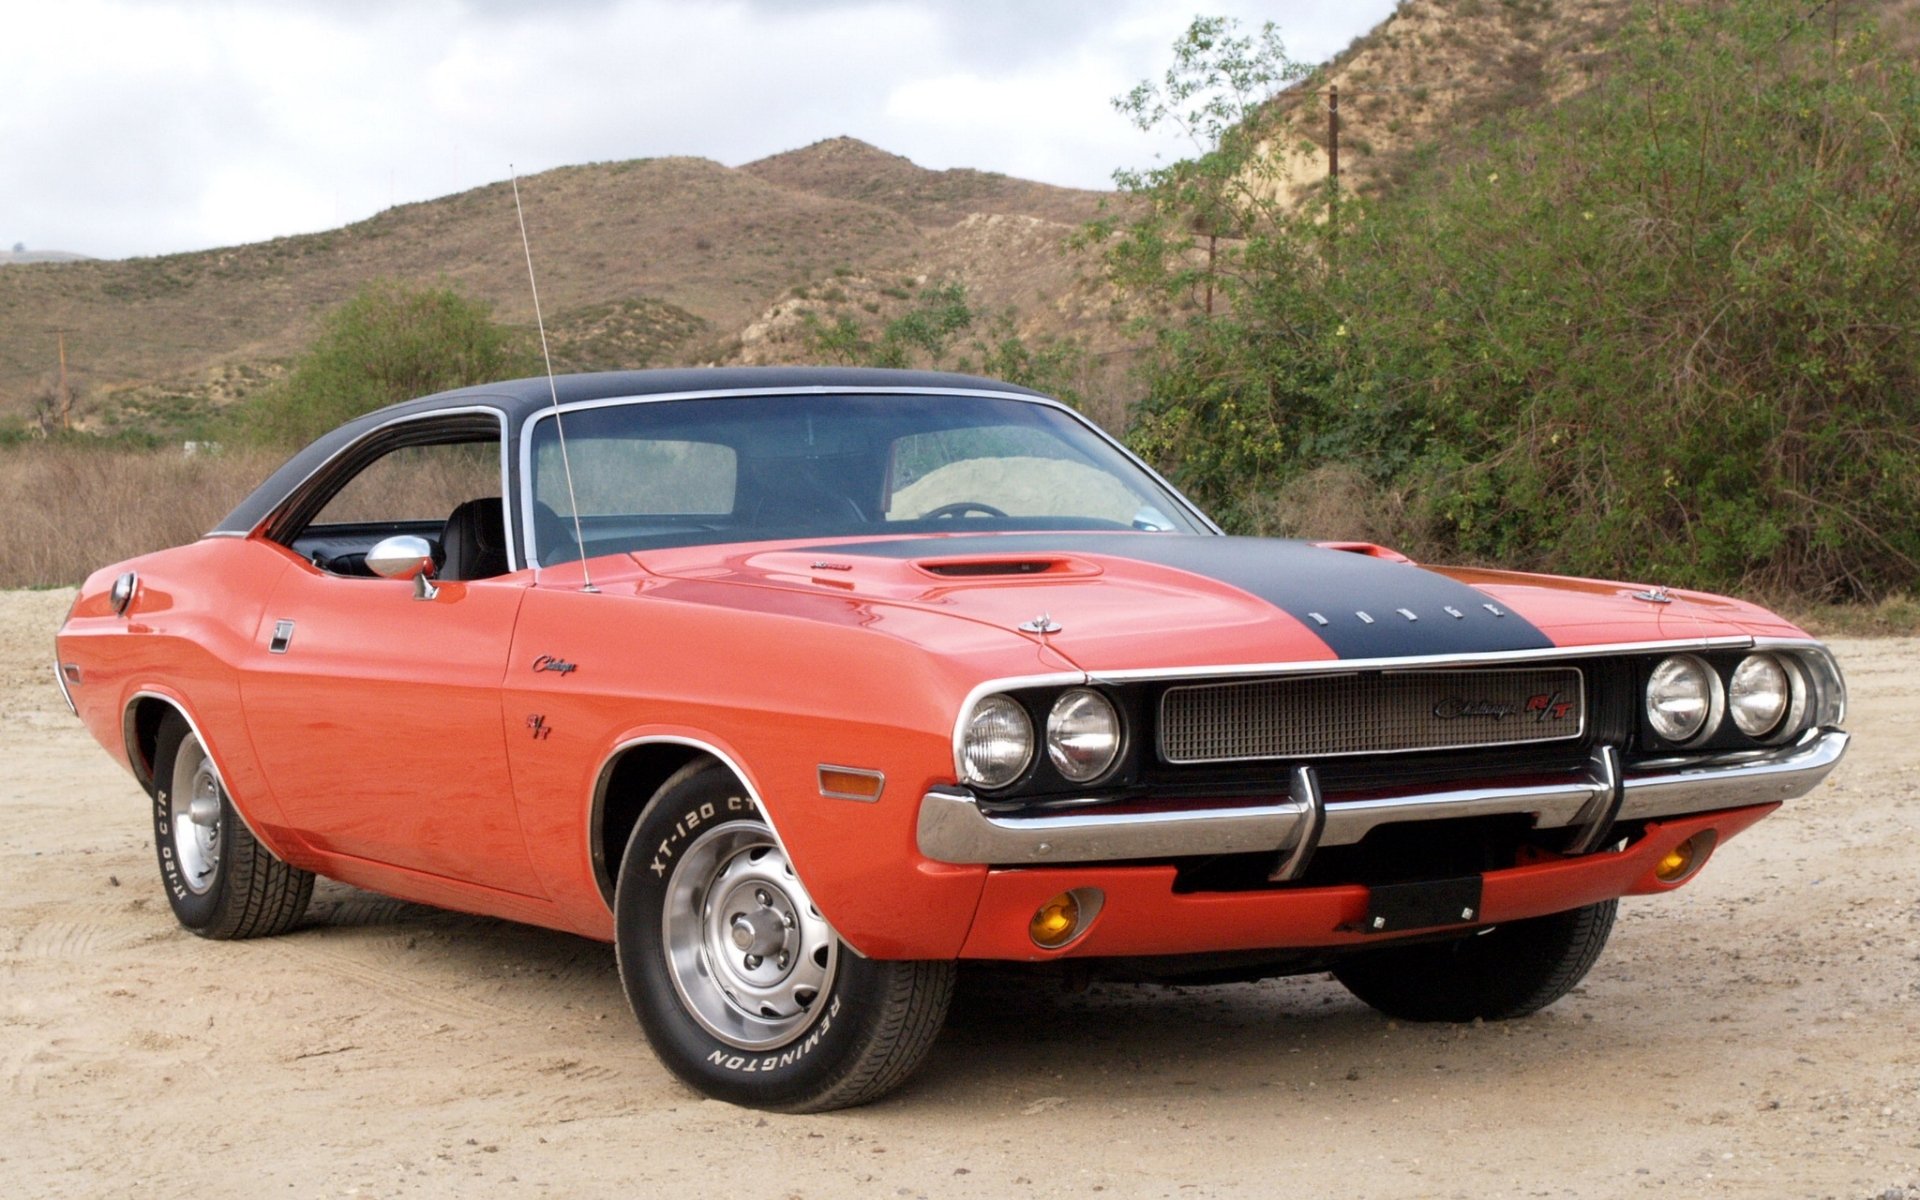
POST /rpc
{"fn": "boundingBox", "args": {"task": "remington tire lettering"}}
[614,761,952,1111]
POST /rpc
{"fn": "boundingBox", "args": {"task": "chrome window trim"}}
[516,385,1221,571]
[227,405,518,574]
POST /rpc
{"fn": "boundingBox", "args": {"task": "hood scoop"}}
[914,555,1097,580]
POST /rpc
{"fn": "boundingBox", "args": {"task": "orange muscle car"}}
[55,368,1849,1110]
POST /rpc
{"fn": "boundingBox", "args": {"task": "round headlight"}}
[961,695,1033,789]
[1046,689,1122,783]
[1729,653,1792,738]
[1646,655,1720,744]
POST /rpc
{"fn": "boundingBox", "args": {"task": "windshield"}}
[524,392,1207,565]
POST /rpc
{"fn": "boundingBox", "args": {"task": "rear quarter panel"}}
[56,537,301,854]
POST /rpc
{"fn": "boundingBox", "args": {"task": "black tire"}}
[1331,900,1617,1022]
[151,712,314,940]
[614,761,953,1112]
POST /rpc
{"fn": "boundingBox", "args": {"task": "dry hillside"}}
[0,142,1102,433]
[14,0,1909,436]
[1215,0,1629,209]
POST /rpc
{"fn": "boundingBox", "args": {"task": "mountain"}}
[14,0,1903,437]
[1,250,93,265]
[0,141,1102,434]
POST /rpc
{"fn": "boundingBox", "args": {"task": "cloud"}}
[0,0,1395,259]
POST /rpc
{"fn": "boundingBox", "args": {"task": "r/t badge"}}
[526,714,553,741]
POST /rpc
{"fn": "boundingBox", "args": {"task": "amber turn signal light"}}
[1031,893,1079,946]
[1029,888,1104,949]
[1654,831,1717,883]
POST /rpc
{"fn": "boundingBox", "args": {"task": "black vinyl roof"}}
[211,367,1051,536]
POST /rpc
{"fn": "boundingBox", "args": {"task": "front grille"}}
[1158,668,1586,764]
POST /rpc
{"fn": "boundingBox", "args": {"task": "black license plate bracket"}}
[1362,875,1485,934]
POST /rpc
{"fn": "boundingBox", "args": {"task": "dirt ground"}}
[3,587,1915,1199]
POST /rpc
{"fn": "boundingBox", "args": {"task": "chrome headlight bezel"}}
[1645,654,1723,746]
[1045,688,1124,784]
[1728,652,1801,740]
[1790,644,1848,729]
[960,694,1034,790]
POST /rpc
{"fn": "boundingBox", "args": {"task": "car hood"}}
[630,533,1807,674]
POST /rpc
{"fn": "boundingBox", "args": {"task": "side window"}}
[313,443,502,525]
[286,429,506,579]
[886,426,1150,525]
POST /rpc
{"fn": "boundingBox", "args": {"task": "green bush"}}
[236,281,531,447]
[1105,6,1920,600]
[797,281,1087,406]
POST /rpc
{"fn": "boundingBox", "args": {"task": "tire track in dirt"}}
[253,938,517,1025]
[14,906,170,961]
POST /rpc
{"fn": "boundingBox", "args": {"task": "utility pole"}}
[1328,85,1340,187]
[1327,85,1341,267]
[57,332,71,432]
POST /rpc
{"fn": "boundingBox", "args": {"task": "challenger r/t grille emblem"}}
[1431,692,1576,723]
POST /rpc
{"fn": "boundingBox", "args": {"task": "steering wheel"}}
[923,501,1009,520]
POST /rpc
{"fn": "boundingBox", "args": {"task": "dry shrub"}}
[1242,464,1434,557]
[0,446,287,588]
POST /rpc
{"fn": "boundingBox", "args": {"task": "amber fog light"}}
[1029,888,1104,948]
[1654,832,1717,883]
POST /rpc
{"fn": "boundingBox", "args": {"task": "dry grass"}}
[0,444,528,588]
[0,446,289,588]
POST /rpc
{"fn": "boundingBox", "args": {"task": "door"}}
[234,413,543,897]
[240,560,542,897]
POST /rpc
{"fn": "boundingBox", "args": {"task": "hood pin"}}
[1018,613,1063,636]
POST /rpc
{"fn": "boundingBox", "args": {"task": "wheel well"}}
[123,696,180,795]
[593,743,713,907]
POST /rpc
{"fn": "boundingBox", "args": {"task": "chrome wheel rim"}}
[169,736,222,895]
[662,821,838,1051]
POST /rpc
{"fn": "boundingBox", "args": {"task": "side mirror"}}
[366,535,441,600]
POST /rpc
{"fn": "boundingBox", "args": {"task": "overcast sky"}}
[5,0,1396,261]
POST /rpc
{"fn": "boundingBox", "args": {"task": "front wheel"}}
[1331,900,1617,1022]
[614,762,953,1111]
[151,712,314,939]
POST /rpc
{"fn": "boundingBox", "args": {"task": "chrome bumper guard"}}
[915,728,1849,869]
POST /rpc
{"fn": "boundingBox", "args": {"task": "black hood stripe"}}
[820,534,1554,659]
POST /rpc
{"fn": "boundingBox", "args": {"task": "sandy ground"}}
[3,587,1915,1200]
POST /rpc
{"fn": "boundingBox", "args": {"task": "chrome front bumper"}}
[915,728,1849,869]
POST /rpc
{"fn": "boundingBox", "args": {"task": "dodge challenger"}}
[54,368,1848,1110]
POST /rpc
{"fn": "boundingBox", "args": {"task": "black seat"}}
[440,498,510,581]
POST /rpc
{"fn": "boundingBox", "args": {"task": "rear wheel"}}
[615,762,953,1111]
[151,712,314,939]
[1331,900,1617,1022]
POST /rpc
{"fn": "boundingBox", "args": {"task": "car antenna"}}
[511,166,596,593]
